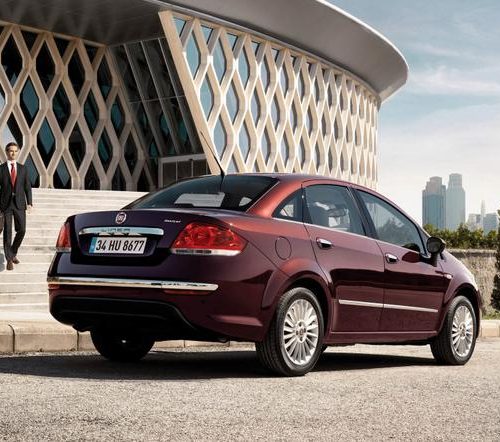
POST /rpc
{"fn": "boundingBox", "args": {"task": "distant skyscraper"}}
[480,200,486,228]
[445,173,466,230]
[483,213,499,234]
[467,214,482,231]
[423,176,446,229]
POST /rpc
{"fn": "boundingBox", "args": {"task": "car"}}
[47,174,481,376]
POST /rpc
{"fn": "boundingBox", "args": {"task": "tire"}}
[430,296,477,365]
[256,287,324,376]
[91,329,154,362]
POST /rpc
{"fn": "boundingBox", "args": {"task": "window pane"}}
[359,191,424,252]
[305,185,364,235]
[274,190,302,221]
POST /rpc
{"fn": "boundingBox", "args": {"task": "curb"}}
[1,321,499,355]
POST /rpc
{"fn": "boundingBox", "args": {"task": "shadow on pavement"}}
[0,348,436,380]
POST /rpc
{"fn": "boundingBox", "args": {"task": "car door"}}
[303,183,385,333]
[356,190,446,332]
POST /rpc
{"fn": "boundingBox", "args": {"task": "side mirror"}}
[426,236,445,266]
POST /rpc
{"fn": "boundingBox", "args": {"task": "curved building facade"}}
[0,0,407,191]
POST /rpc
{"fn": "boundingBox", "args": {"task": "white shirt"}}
[7,160,17,175]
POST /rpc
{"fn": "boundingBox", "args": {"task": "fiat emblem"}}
[115,212,127,224]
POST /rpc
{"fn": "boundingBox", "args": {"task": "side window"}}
[273,190,303,222]
[304,185,364,235]
[358,191,424,252]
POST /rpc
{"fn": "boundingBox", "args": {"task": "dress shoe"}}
[12,256,20,264]
[6,260,14,271]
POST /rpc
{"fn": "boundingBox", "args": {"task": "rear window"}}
[126,175,278,211]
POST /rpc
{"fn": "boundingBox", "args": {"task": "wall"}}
[449,249,496,314]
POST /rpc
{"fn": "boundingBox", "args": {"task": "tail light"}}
[171,222,247,256]
[56,222,71,252]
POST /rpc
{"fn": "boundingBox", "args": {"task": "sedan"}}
[47,174,480,376]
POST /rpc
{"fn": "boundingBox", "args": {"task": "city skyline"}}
[331,0,500,223]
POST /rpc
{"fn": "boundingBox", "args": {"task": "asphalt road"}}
[0,340,499,441]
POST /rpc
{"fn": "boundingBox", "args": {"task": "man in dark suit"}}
[0,142,32,271]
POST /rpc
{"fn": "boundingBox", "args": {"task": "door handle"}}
[385,253,399,264]
[316,238,333,249]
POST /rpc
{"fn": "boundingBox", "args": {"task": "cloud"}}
[407,65,500,97]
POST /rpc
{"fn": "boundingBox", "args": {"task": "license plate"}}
[89,237,147,254]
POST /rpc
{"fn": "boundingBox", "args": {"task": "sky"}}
[330,0,500,223]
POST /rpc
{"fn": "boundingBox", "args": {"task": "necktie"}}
[10,163,16,188]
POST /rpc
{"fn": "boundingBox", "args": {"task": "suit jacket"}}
[0,162,32,212]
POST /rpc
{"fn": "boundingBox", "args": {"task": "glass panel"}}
[272,48,280,61]
[85,44,98,63]
[97,57,112,99]
[174,17,186,35]
[37,119,56,167]
[54,38,69,58]
[213,117,226,157]
[261,57,270,91]
[314,144,321,168]
[238,49,250,88]
[22,31,38,51]
[112,166,126,190]
[128,43,156,100]
[84,90,99,133]
[2,36,23,86]
[124,135,138,174]
[143,40,175,99]
[137,170,149,192]
[68,125,86,169]
[186,33,201,77]
[20,78,39,127]
[340,150,347,171]
[280,135,290,164]
[132,102,149,139]
[193,160,208,176]
[149,141,159,168]
[328,148,334,171]
[227,82,239,123]
[359,191,424,252]
[98,130,113,172]
[297,70,305,99]
[213,40,226,83]
[4,114,23,146]
[227,157,237,173]
[84,162,99,190]
[68,50,85,96]
[159,113,175,156]
[274,190,302,221]
[306,108,313,135]
[227,33,238,51]
[24,154,40,187]
[280,67,289,96]
[110,98,125,134]
[271,96,280,129]
[0,83,5,113]
[53,84,71,131]
[239,122,250,161]
[37,43,55,91]
[251,41,260,55]
[113,46,140,102]
[251,92,260,125]
[304,185,364,234]
[290,103,297,131]
[299,139,306,167]
[201,25,213,43]
[54,158,71,189]
[262,129,271,163]
[200,78,213,118]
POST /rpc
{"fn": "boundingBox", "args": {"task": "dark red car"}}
[47,174,480,376]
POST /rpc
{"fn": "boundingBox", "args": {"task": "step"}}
[12,253,54,264]
[23,237,63,246]
[0,282,49,293]
[0,292,48,304]
[0,302,49,312]
[0,263,50,273]
[0,272,49,283]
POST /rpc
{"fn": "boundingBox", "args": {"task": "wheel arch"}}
[439,283,481,333]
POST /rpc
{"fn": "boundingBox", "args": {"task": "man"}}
[0,142,32,271]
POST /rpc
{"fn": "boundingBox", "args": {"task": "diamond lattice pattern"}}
[163,13,379,187]
[0,23,153,190]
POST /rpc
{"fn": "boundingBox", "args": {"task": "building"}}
[445,173,465,230]
[483,212,499,234]
[467,214,482,231]
[423,176,446,229]
[0,0,407,191]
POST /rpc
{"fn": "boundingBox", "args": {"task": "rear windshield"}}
[125,175,278,212]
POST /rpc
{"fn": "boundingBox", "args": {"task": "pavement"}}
[0,310,499,354]
[0,341,499,440]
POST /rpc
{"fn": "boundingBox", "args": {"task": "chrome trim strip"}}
[47,276,218,292]
[79,227,164,236]
[383,303,438,313]
[171,248,241,256]
[338,299,438,313]
[339,299,383,309]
